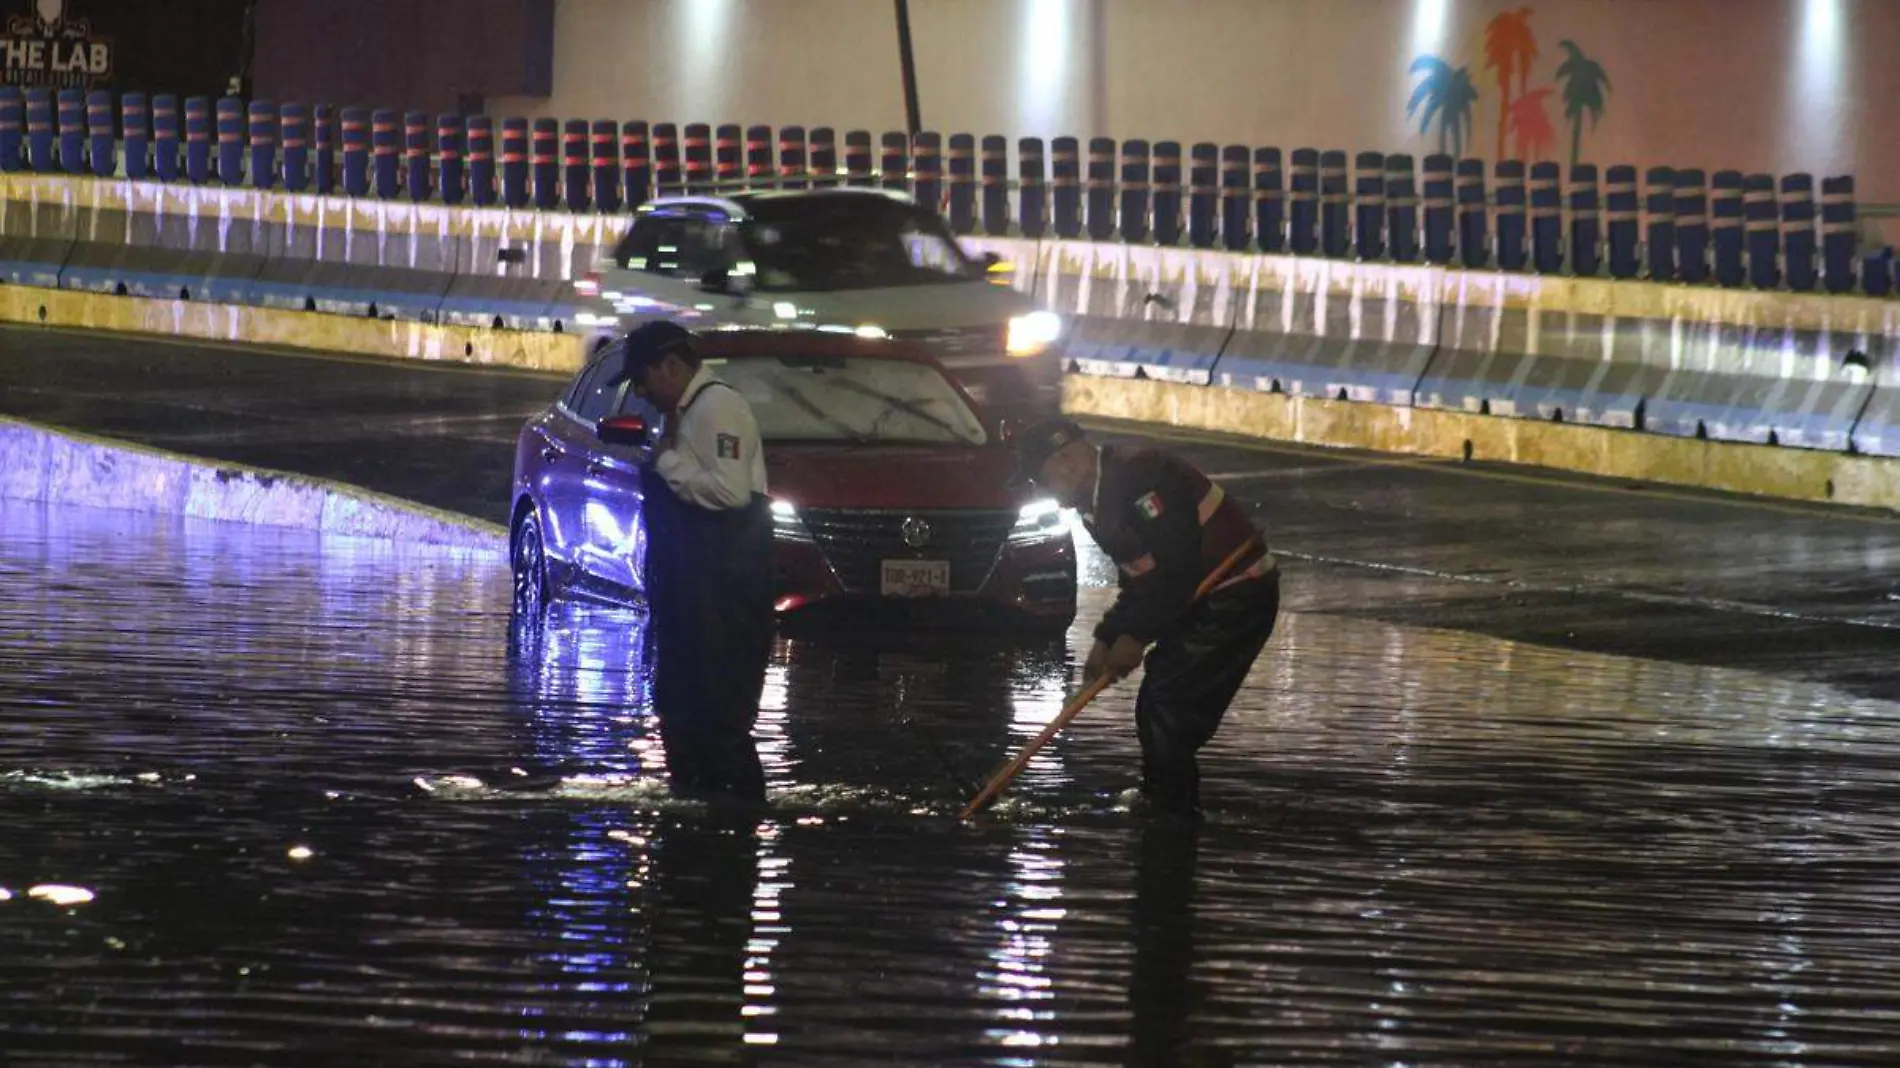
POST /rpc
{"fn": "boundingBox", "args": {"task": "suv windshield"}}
[736,195,984,293]
[719,353,988,446]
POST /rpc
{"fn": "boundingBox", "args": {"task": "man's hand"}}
[1083,634,1147,685]
[657,415,680,452]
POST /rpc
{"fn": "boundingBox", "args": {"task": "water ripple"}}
[4,501,1900,1066]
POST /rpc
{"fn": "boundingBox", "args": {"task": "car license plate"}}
[881,559,949,597]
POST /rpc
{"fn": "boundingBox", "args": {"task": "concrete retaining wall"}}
[985,234,1899,458]
[0,416,507,551]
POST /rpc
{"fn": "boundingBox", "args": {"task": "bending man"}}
[1011,418,1280,819]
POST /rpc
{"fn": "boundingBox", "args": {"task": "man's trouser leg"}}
[704,606,769,802]
[687,564,769,804]
[711,514,774,803]
[644,473,708,796]
[1133,574,1280,815]
[652,604,711,795]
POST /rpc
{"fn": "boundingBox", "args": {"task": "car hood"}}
[766,442,1034,511]
[776,281,1038,332]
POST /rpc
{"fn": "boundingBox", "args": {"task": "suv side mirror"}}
[596,414,650,448]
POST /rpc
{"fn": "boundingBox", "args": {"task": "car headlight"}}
[1006,311,1062,357]
[770,498,812,542]
[1010,497,1067,541]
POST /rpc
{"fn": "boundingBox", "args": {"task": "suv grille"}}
[799,508,1015,593]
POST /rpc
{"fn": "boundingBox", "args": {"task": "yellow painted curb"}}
[1061,376,1900,513]
[0,285,587,374]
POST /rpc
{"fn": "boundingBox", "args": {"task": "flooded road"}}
[6,500,1900,1065]
[3,324,1897,703]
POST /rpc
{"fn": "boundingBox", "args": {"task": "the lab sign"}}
[1,1,112,88]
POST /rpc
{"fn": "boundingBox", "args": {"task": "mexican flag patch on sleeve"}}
[1134,491,1164,520]
[716,433,742,460]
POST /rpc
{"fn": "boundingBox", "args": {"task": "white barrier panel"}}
[1215,254,1438,406]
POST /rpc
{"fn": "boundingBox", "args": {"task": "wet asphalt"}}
[6,322,1900,1065]
[9,501,1899,1066]
[0,321,1895,702]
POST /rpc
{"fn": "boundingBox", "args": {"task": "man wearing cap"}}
[622,321,772,804]
[1012,417,1279,818]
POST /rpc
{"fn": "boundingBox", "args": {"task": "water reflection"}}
[504,603,790,1063]
[1128,822,1209,1068]
[5,502,1900,1065]
[767,631,1071,810]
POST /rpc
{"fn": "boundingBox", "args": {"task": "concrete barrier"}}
[1640,285,1893,452]
[0,416,507,550]
[0,171,1894,513]
[1214,255,1437,406]
[1415,269,1664,427]
[1035,239,1235,383]
[1853,354,1900,459]
[58,174,135,295]
[0,173,78,288]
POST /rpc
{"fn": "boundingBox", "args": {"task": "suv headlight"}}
[1009,497,1067,542]
[1006,311,1062,357]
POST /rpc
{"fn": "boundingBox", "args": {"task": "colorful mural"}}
[1407,9,1611,167]
[1405,56,1480,157]
[1554,40,1611,169]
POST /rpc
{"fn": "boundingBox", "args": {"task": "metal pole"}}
[895,0,922,136]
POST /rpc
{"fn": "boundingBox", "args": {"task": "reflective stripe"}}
[1198,483,1225,523]
[1214,552,1278,592]
[1119,553,1157,577]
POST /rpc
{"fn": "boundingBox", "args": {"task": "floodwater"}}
[4,500,1900,1067]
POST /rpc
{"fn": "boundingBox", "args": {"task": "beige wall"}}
[492,0,1900,202]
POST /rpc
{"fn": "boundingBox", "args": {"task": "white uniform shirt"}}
[654,364,768,510]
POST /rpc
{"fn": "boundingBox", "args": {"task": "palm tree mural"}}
[1555,40,1611,168]
[1506,88,1557,162]
[1408,56,1480,157]
[1483,8,1539,160]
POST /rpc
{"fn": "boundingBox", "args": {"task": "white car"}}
[571,188,1065,429]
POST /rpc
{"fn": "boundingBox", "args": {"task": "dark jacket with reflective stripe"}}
[1082,445,1267,645]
